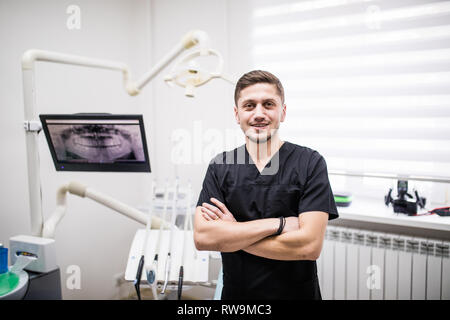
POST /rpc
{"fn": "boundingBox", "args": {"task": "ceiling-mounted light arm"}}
[21,30,211,237]
[134,30,210,94]
[21,30,210,96]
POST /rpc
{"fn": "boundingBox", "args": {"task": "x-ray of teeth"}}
[48,124,145,163]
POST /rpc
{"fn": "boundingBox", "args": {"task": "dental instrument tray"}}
[39,113,151,172]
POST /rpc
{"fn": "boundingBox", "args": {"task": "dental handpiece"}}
[134,255,145,300]
[147,183,167,299]
[162,178,178,295]
[146,253,158,284]
[177,265,184,300]
[178,181,191,300]
[161,253,171,294]
[146,255,158,300]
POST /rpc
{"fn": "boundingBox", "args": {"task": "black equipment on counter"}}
[384,180,426,216]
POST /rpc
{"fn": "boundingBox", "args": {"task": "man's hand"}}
[200,198,236,222]
[196,197,327,260]
[194,204,281,252]
[201,198,299,234]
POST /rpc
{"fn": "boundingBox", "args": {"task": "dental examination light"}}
[164,48,235,97]
[20,30,228,237]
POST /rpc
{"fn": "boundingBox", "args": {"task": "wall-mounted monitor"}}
[39,114,151,172]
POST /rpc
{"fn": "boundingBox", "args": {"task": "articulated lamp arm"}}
[42,181,171,239]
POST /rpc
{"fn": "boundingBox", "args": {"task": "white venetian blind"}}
[250,0,450,181]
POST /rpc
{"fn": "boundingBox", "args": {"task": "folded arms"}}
[193,198,328,261]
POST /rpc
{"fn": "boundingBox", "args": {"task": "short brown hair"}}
[234,70,285,105]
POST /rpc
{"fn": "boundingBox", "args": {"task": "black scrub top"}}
[197,141,339,300]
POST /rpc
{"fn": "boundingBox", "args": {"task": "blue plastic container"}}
[0,247,8,274]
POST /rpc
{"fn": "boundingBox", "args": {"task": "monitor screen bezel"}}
[39,114,151,172]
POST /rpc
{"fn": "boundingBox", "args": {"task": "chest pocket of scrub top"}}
[265,185,303,218]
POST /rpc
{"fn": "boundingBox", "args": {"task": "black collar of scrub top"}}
[245,142,285,176]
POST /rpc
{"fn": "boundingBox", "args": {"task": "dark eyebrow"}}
[239,98,277,107]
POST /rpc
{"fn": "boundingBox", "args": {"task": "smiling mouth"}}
[251,124,269,129]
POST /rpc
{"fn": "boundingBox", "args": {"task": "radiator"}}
[316,226,450,300]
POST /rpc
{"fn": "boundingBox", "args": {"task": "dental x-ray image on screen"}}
[40,114,151,172]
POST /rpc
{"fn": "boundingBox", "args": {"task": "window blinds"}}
[250,0,450,181]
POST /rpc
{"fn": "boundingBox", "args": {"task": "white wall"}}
[0,0,153,299]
